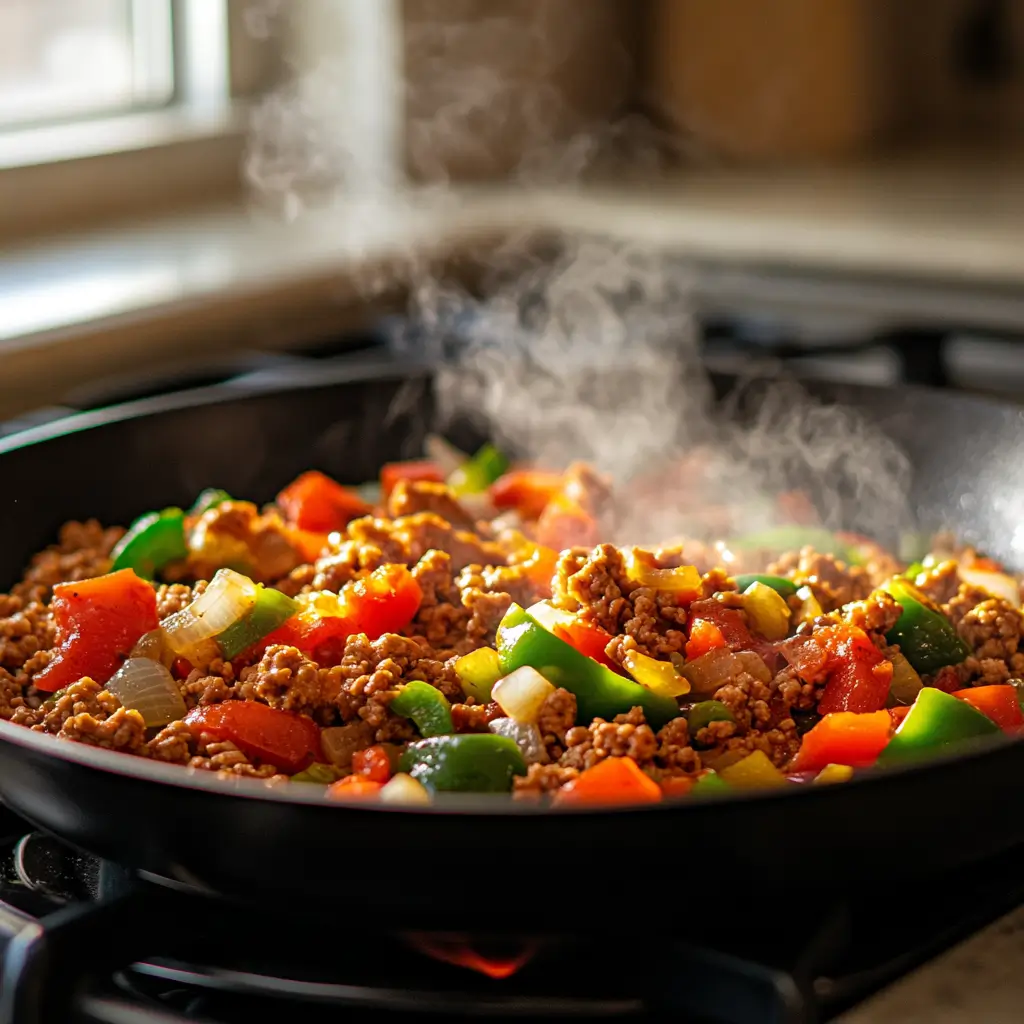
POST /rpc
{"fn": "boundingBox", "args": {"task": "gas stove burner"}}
[12,832,99,903]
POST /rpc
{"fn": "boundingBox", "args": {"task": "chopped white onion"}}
[161,568,258,655]
[106,658,187,727]
[488,717,547,764]
[130,629,176,668]
[959,566,1022,608]
[491,666,555,723]
[378,772,432,805]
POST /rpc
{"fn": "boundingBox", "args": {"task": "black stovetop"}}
[0,799,1022,1024]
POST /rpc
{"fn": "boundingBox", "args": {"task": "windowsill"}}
[10,152,1024,415]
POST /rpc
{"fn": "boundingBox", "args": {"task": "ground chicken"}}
[12,520,123,603]
[766,547,872,612]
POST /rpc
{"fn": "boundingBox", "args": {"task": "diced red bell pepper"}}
[889,705,912,727]
[352,744,393,783]
[380,460,444,498]
[34,569,159,692]
[490,470,564,520]
[277,471,371,533]
[685,618,727,660]
[554,756,662,806]
[184,701,322,774]
[341,564,423,639]
[816,625,893,715]
[287,527,333,564]
[535,493,598,552]
[518,543,559,592]
[687,598,778,668]
[327,775,384,800]
[790,710,892,773]
[553,619,620,672]
[659,775,695,798]
[952,685,1024,733]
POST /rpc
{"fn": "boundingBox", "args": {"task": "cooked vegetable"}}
[378,772,432,805]
[882,579,970,675]
[623,552,702,595]
[34,570,160,692]
[352,744,397,782]
[184,701,322,775]
[679,647,743,695]
[327,776,384,800]
[691,770,732,797]
[554,756,662,806]
[380,460,444,497]
[390,680,454,738]
[734,574,798,598]
[215,585,298,660]
[399,734,528,793]
[455,647,503,703]
[793,585,824,625]
[491,666,555,723]
[448,443,509,495]
[790,710,892,773]
[741,581,791,640]
[718,750,787,789]
[816,625,894,715]
[622,650,691,698]
[684,618,727,660]
[110,508,188,580]
[130,629,176,668]
[190,488,232,517]
[340,564,423,640]
[490,469,563,519]
[291,763,342,784]
[951,685,1024,733]
[814,764,854,785]
[887,651,923,706]
[277,470,371,533]
[105,657,187,727]
[552,619,621,672]
[496,604,679,729]
[686,700,735,737]
[488,717,547,763]
[959,566,1022,608]
[161,568,258,657]
[877,687,1000,765]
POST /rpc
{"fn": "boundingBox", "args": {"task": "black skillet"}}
[0,353,1022,928]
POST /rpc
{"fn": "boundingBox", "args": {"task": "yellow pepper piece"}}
[793,584,823,624]
[623,550,702,594]
[622,650,691,698]
[813,763,854,785]
[718,749,787,789]
[742,582,791,641]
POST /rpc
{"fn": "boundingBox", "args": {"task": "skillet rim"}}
[0,359,1021,816]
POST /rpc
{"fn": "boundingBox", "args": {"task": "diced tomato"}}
[380,460,444,498]
[659,775,695,798]
[685,618,727,660]
[553,620,620,672]
[277,471,371,533]
[172,657,193,680]
[352,744,393,783]
[816,625,893,715]
[554,756,662,806]
[341,564,423,640]
[535,493,599,552]
[687,598,777,667]
[790,710,892,773]
[34,569,159,692]
[184,701,322,775]
[889,705,912,727]
[952,686,1024,733]
[490,470,564,520]
[327,776,384,801]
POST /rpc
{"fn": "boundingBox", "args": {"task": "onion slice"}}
[106,658,186,727]
[959,566,1022,608]
[161,568,258,655]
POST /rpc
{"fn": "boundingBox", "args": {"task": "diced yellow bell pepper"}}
[623,550,702,594]
[622,649,691,698]
[793,585,823,625]
[742,582,791,641]
[717,749,787,789]
[813,763,854,785]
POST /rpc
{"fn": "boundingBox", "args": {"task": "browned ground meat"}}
[148,720,196,763]
[956,596,1024,662]
[560,706,658,770]
[655,717,701,774]
[387,480,477,532]
[554,544,688,660]
[456,563,541,612]
[451,700,503,733]
[0,668,29,721]
[942,585,994,630]
[11,520,123,603]
[186,502,301,584]
[0,595,56,684]
[189,732,282,779]
[31,679,121,734]
[913,561,961,605]
[512,763,581,799]
[766,547,872,612]
[536,687,577,759]
[155,582,204,619]
[237,644,321,715]
[834,590,901,649]
[58,706,147,753]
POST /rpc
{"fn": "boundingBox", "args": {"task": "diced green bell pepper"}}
[190,488,233,516]
[495,604,679,729]
[691,771,732,798]
[216,585,299,659]
[390,680,454,738]
[455,647,502,703]
[686,700,735,737]
[399,734,527,792]
[877,687,1000,765]
[110,507,188,580]
[291,763,341,784]
[448,443,510,495]
[733,574,798,598]
[882,579,969,675]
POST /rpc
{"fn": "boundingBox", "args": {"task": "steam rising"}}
[241,1,914,549]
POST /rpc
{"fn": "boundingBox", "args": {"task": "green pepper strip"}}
[691,771,732,798]
[687,700,735,737]
[216,586,299,660]
[399,734,527,793]
[390,681,454,738]
[496,604,679,730]
[878,687,1000,764]
[732,574,797,598]
[190,488,233,516]
[449,443,510,495]
[882,579,970,675]
[291,763,340,784]
[110,508,188,580]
